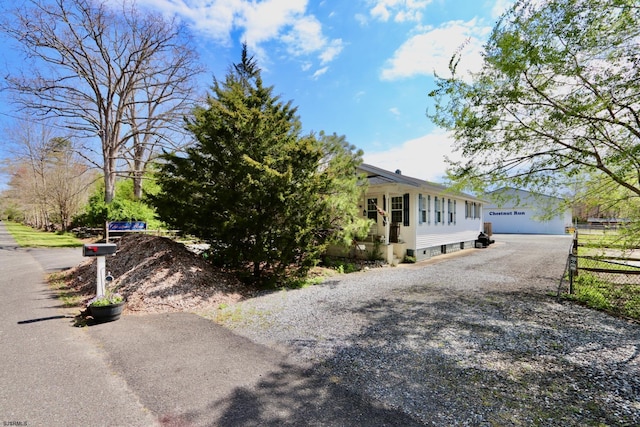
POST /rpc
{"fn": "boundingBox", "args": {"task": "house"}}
[336,164,487,263]
[484,187,572,235]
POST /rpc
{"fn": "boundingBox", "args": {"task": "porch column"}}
[384,191,390,244]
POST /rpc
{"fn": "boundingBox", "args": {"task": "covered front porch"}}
[324,239,407,265]
[357,239,407,264]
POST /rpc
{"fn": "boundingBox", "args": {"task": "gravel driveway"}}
[213,234,640,426]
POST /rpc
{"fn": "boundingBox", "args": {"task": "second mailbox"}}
[83,243,117,257]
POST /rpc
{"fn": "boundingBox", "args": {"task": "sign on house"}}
[488,211,526,216]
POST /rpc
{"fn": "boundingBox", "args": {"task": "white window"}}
[448,199,456,224]
[465,200,477,219]
[367,198,378,221]
[391,196,403,224]
[419,194,427,224]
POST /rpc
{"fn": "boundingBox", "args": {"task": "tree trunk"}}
[104,172,116,203]
[133,146,144,199]
[104,148,117,203]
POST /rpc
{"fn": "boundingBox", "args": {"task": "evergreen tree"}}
[152,46,367,285]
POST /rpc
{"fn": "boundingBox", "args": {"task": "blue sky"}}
[0,0,513,186]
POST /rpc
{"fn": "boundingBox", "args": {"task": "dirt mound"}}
[65,234,254,314]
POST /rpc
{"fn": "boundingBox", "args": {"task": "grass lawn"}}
[3,221,84,247]
[567,273,640,321]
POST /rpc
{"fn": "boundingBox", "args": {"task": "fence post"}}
[567,229,579,295]
[569,262,574,294]
[569,254,577,295]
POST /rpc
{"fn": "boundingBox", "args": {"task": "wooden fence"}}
[562,231,640,294]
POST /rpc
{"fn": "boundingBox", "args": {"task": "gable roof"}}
[358,163,484,202]
[485,187,565,202]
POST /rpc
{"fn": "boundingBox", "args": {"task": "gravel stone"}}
[214,234,640,426]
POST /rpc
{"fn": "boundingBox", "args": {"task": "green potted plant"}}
[87,292,125,323]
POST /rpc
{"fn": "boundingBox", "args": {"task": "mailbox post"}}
[83,243,117,297]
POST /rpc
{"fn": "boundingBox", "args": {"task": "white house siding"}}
[369,190,483,262]
[486,208,570,234]
[416,226,480,248]
[414,203,482,261]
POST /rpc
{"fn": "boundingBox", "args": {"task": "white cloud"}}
[354,90,366,102]
[280,15,325,54]
[319,39,345,64]
[132,0,241,43]
[240,0,307,46]
[369,0,432,23]
[312,66,329,79]
[491,0,515,18]
[133,0,343,68]
[371,1,392,21]
[389,107,401,117]
[395,9,423,23]
[280,17,344,64]
[380,18,492,81]
[355,13,369,26]
[363,129,461,182]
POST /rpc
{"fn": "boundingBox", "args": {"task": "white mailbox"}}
[82,243,117,297]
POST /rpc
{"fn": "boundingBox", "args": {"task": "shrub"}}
[403,255,416,263]
[73,179,161,229]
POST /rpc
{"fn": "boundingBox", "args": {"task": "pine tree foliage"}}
[152,47,367,284]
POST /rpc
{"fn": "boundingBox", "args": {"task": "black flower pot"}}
[89,301,125,323]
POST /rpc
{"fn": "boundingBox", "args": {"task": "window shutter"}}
[454,200,457,224]
[418,194,423,225]
[403,193,410,226]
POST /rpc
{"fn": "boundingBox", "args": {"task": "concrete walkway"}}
[0,222,419,426]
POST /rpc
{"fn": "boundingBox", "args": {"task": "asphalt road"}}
[0,223,157,426]
[0,223,419,427]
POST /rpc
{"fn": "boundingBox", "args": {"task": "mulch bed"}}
[61,234,256,314]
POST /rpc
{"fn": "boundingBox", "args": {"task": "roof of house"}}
[483,187,570,212]
[358,163,484,202]
[485,187,565,202]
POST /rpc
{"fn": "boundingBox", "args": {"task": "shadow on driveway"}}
[87,312,423,426]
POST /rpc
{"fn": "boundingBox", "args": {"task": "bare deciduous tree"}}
[5,123,58,229]
[2,0,202,203]
[2,120,94,230]
[46,136,97,230]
